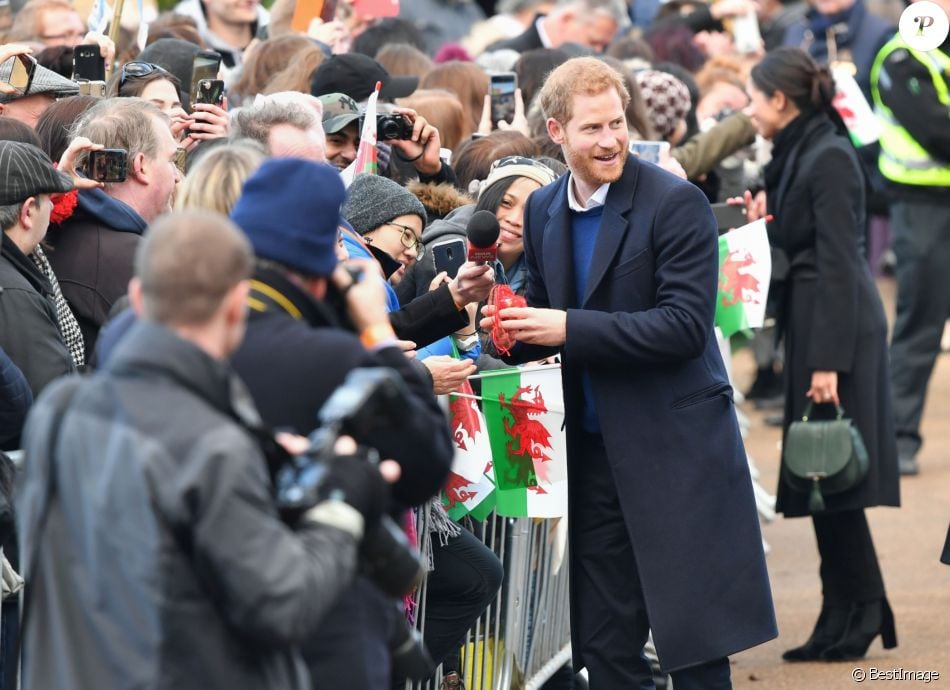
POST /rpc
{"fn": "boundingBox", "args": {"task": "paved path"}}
[732,279,950,690]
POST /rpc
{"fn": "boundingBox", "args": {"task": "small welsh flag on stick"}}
[832,67,881,147]
[340,81,380,187]
[442,377,497,521]
[716,219,772,338]
[481,365,567,518]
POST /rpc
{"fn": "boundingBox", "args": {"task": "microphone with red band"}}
[466,210,500,264]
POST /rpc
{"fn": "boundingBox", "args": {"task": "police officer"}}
[870,4,950,475]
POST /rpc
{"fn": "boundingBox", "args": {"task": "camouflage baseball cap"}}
[317,93,362,134]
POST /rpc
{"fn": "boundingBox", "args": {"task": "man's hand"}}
[57,136,104,190]
[422,355,477,395]
[332,260,390,333]
[448,262,494,306]
[389,107,443,177]
[489,306,567,347]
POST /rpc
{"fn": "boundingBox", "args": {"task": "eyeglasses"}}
[383,222,424,256]
[119,62,169,88]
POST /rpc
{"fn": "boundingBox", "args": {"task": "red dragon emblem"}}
[719,250,762,308]
[443,471,478,509]
[449,383,482,451]
[833,91,856,129]
[496,385,554,487]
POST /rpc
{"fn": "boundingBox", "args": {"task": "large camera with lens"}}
[358,113,414,140]
[273,368,425,598]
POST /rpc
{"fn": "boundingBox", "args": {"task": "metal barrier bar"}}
[408,512,572,690]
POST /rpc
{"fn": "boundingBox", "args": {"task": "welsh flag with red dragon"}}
[480,365,567,518]
[441,377,497,521]
[716,218,772,338]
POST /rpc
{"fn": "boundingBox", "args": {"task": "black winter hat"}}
[310,53,417,102]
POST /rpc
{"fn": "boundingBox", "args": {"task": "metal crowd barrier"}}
[408,510,572,690]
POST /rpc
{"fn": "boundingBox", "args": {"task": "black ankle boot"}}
[782,605,850,662]
[821,598,897,661]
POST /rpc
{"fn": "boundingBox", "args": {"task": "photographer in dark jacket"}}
[16,210,393,690]
[228,158,453,689]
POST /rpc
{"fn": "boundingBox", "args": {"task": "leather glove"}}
[306,451,388,536]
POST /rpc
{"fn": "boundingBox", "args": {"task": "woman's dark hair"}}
[514,48,571,111]
[34,45,74,78]
[475,175,518,215]
[750,47,836,115]
[106,65,183,102]
[35,95,99,161]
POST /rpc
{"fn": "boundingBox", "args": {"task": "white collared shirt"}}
[535,16,553,48]
[567,176,610,212]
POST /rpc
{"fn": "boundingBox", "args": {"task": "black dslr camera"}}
[358,113,414,140]
[274,368,424,598]
[273,368,435,680]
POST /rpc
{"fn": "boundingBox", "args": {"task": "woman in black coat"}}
[742,48,900,662]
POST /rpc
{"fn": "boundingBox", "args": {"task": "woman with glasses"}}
[107,61,229,150]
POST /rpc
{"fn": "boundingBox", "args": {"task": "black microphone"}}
[466,210,500,264]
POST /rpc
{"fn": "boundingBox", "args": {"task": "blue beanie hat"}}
[230,159,345,277]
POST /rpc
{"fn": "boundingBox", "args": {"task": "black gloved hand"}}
[314,451,389,529]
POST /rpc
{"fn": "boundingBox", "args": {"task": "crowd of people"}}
[0,0,948,687]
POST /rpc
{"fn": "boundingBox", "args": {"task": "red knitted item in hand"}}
[488,284,526,356]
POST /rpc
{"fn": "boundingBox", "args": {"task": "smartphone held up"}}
[489,72,517,125]
[86,149,129,183]
[0,52,36,95]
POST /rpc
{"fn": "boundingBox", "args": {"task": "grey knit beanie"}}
[343,174,427,236]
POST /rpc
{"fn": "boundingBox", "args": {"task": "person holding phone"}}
[740,48,898,663]
[107,62,229,151]
[0,47,78,127]
[46,99,182,359]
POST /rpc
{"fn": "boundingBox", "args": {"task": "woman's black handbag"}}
[783,402,869,512]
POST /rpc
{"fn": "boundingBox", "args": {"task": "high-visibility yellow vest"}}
[870,36,950,186]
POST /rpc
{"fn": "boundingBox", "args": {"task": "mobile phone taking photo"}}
[72,43,105,82]
[189,50,222,109]
[87,149,129,183]
[0,52,36,95]
[490,72,517,125]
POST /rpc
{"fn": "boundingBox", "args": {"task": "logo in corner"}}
[899,1,950,51]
